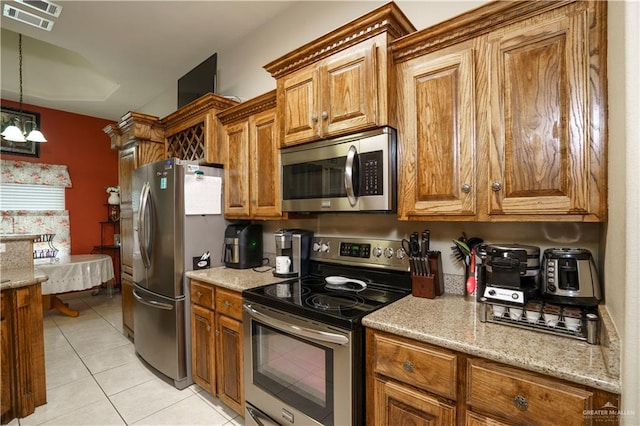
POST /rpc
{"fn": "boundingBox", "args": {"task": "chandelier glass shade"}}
[1,34,47,143]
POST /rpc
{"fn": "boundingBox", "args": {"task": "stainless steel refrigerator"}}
[132,158,226,389]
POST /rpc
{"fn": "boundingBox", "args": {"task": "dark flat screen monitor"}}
[178,53,217,108]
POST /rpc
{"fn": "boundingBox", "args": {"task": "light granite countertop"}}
[185,265,285,292]
[362,294,621,394]
[0,268,48,291]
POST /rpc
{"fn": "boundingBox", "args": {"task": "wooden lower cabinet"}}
[121,274,134,339]
[1,283,46,424]
[189,280,244,416]
[366,329,620,426]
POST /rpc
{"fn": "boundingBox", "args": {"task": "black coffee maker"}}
[481,244,541,305]
[223,223,263,269]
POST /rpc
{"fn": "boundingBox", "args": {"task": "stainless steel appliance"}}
[482,244,541,305]
[243,236,410,426]
[280,127,397,213]
[132,158,227,389]
[273,229,313,278]
[542,248,601,306]
[223,223,263,269]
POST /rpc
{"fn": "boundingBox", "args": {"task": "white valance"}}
[1,160,72,187]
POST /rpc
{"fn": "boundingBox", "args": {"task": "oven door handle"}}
[246,405,281,426]
[244,304,349,346]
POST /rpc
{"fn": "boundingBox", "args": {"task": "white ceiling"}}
[0,1,295,121]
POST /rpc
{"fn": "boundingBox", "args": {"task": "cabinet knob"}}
[215,330,220,336]
[206,325,211,332]
[461,183,471,193]
[321,111,328,120]
[196,291,202,298]
[224,300,231,308]
[403,360,414,373]
[513,395,529,411]
[491,181,503,192]
[311,115,318,122]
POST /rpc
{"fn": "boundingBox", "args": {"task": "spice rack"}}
[33,233,59,259]
[478,297,599,344]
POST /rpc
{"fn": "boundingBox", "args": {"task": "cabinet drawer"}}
[215,288,242,320]
[371,332,457,400]
[466,358,594,425]
[190,280,215,309]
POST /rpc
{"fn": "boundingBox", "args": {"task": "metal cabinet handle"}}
[403,360,414,373]
[224,300,231,308]
[321,111,328,120]
[196,291,202,298]
[491,181,503,192]
[311,115,318,122]
[206,325,211,332]
[514,395,529,411]
[461,183,471,193]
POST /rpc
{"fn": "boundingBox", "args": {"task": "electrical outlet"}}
[0,243,5,253]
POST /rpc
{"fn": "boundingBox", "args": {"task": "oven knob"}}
[396,248,406,260]
[373,246,382,257]
[384,247,394,258]
[321,242,330,253]
[313,242,322,252]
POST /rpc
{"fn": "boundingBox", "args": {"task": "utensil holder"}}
[412,274,436,299]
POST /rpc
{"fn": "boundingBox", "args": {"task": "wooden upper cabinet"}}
[265,2,416,147]
[486,4,595,218]
[393,0,607,222]
[162,93,239,165]
[218,91,283,219]
[397,40,478,219]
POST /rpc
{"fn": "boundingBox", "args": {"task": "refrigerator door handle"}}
[138,182,152,269]
[133,289,174,310]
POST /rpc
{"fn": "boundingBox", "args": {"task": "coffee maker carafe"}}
[273,229,313,278]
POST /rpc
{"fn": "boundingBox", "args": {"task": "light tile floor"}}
[9,290,244,426]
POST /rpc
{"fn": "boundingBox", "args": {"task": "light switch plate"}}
[0,243,5,253]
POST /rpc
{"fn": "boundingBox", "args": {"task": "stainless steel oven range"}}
[243,236,411,426]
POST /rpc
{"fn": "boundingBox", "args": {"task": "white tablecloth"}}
[35,254,115,295]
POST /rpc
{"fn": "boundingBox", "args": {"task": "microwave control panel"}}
[360,151,383,195]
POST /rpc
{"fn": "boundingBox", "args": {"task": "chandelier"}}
[1,34,47,143]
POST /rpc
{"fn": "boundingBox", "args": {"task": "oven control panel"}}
[311,236,409,271]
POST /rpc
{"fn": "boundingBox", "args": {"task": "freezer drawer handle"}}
[132,290,174,310]
[243,304,349,346]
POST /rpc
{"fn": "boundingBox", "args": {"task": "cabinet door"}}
[1,293,12,422]
[374,377,456,425]
[398,42,478,219]
[322,40,378,137]
[280,66,320,146]
[487,7,590,216]
[121,274,134,339]
[465,411,514,426]
[251,109,282,218]
[216,314,243,415]
[191,304,216,395]
[223,121,251,218]
[118,147,137,206]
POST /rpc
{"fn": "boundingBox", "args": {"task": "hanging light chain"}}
[18,33,23,113]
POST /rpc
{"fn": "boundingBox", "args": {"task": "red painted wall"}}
[1,99,118,254]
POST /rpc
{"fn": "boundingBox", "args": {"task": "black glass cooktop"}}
[243,263,411,329]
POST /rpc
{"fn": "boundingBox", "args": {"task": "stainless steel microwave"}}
[281,127,397,213]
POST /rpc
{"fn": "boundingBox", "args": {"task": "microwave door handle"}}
[244,304,349,346]
[344,145,357,206]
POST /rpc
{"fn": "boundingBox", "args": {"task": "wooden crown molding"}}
[392,0,580,63]
[217,90,277,125]
[161,93,239,127]
[264,1,416,79]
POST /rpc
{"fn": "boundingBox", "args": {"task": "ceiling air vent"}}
[15,0,62,18]
[2,4,54,31]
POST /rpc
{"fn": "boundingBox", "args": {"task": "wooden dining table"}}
[35,254,115,317]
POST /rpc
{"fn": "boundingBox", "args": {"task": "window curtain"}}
[1,160,72,258]
[1,160,72,187]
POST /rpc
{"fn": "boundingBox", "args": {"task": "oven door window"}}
[251,322,334,425]
[282,157,349,200]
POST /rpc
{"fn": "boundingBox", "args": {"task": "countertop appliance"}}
[223,223,263,269]
[280,127,397,213]
[542,248,601,306]
[482,243,540,305]
[243,236,410,426]
[132,158,227,389]
[273,229,313,278]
